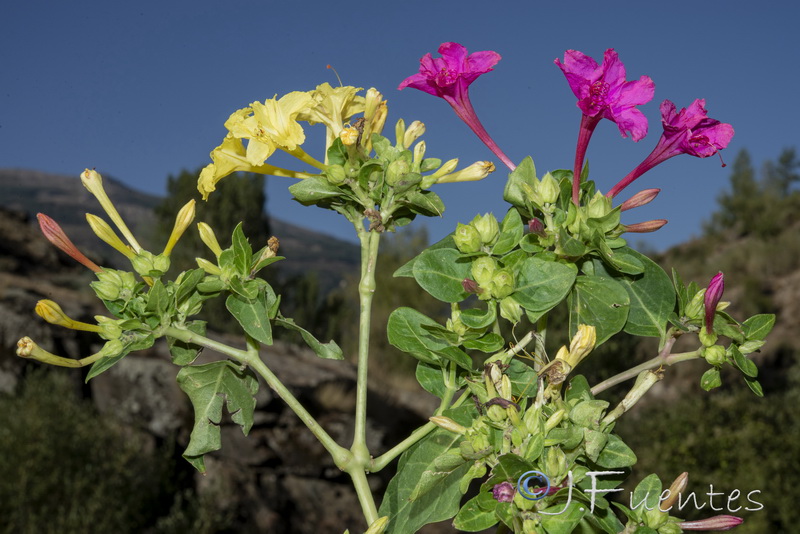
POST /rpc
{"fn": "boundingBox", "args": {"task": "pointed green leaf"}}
[288,176,343,204]
[701,367,722,391]
[491,208,524,256]
[168,320,206,365]
[596,434,637,468]
[730,345,758,377]
[616,248,676,339]
[225,290,273,345]
[453,493,499,532]
[742,314,776,341]
[274,315,344,360]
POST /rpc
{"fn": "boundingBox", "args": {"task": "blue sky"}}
[2,0,798,252]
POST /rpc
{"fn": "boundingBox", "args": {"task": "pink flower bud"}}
[492,482,515,503]
[680,514,743,531]
[704,272,724,333]
[462,278,482,294]
[624,219,668,233]
[619,188,661,211]
[37,213,102,272]
[528,217,546,236]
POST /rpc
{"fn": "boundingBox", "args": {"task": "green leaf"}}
[175,268,207,304]
[596,434,637,468]
[585,504,626,534]
[486,453,534,485]
[168,320,206,365]
[565,375,593,403]
[387,307,447,365]
[288,176,343,205]
[729,345,758,377]
[274,315,344,360]
[630,474,662,515]
[672,268,688,316]
[506,359,538,398]
[460,304,496,329]
[491,208,524,256]
[569,399,609,428]
[453,493,498,532]
[231,223,253,276]
[415,362,448,399]
[379,406,475,534]
[569,275,630,345]
[404,189,445,217]
[558,228,587,257]
[744,375,764,397]
[393,235,456,278]
[145,279,171,317]
[616,249,676,339]
[701,367,722,391]
[412,248,471,302]
[225,289,274,345]
[742,314,776,341]
[462,332,504,353]
[514,257,577,312]
[540,500,586,534]
[177,361,258,473]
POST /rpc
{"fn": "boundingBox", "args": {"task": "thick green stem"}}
[165,326,350,466]
[590,335,701,396]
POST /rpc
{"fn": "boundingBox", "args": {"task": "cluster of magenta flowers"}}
[399,43,735,210]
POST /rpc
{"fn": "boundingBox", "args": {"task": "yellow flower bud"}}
[163,200,196,257]
[35,300,101,333]
[339,126,359,146]
[86,214,135,259]
[567,324,597,367]
[435,161,495,184]
[197,222,223,258]
[365,516,390,534]
[196,257,222,275]
[429,416,467,434]
[403,120,426,148]
[661,472,688,511]
[394,118,406,147]
[81,169,142,253]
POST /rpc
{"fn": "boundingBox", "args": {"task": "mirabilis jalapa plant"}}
[17,42,772,534]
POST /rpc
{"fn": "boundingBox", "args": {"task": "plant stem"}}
[590,336,701,396]
[165,326,350,466]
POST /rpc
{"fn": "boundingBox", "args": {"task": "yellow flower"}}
[198,136,256,199]
[248,91,314,155]
[300,83,365,151]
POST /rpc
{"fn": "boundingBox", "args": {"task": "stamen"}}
[326,64,343,87]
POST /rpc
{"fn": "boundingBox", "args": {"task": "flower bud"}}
[197,222,224,258]
[37,213,102,272]
[394,118,406,147]
[492,482,515,503]
[163,200,196,257]
[685,288,707,319]
[385,158,411,186]
[644,507,668,529]
[131,250,164,277]
[403,120,425,148]
[364,88,383,121]
[586,191,611,218]
[471,257,497,287]
[487,404,507,422]
[624,219,668,233]
[86,214,135,259]
[454,223,481,253]
[413,140,427,168]
[619,188,661,212]
[545,447,567,481]
[538,172,560,204]
[490,269,515,299]
[499,296,522,324]
[325,164,348,185]
[95,316,123,340]
[661,472,689,511]
[80,169,142,253]
[365,516,389,534]
[35,300,100,332]
[698,326,718,347]
[461,278,482,294]
[435,161,495,184]
[196,257,222,275]
[472,213,499,245]
[679,515,743,531]
[429,416,467,434]
[528,217,546,237]
[424,158,459,186]
[704,272,724,334]
[703,345,727,366]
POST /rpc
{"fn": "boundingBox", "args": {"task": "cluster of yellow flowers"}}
[198,83,387,199]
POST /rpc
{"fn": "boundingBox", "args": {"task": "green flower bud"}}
[152,254,170,274]
[539,172,560,204]
[644,507,668,529]
[91,280,120,301]
[471,256,497,287]
[490,269,515,299]
[586,190,612,218]
[100,339,125,357]
[95,316,123,340]
[698,325,718,347]
[131,251,156,276]
[325,164,347,185]
[386,158,411,186]
[685,288,707,319]
[429,416,467,434]
[703,345,727,366]
[454,223,481,253]
[499,296,522,324]
[487,404,507,422]
[472,213,499,245]
[545,447,567,481]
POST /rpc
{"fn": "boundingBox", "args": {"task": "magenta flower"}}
[679,514,743,531]
[607,99,734,198]
[556,49,655,203]
[399,42,515,171]
[704,272,725,333]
